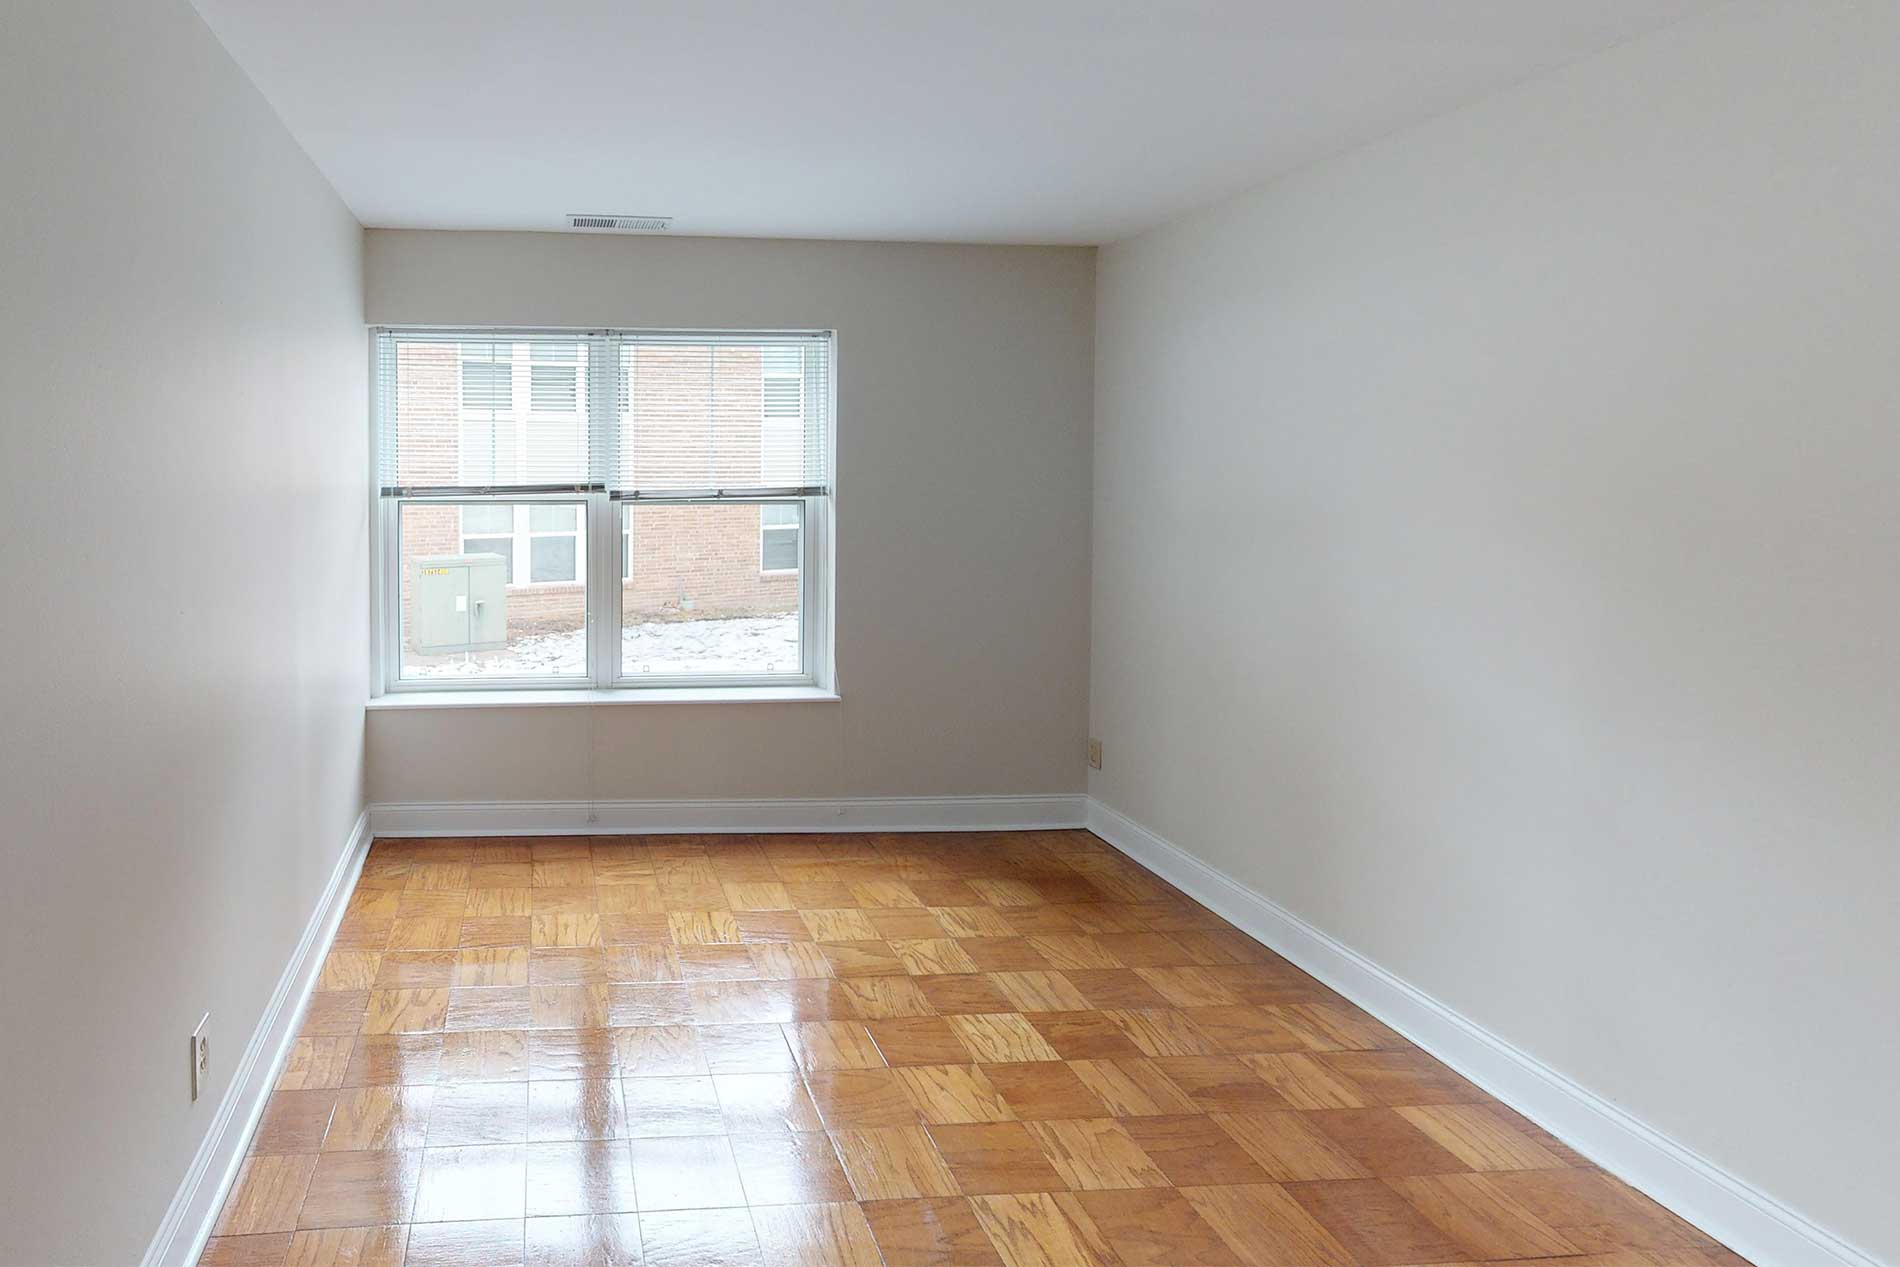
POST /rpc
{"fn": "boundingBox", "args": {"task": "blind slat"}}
[376,328,831,497]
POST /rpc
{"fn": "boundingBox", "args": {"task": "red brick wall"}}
[624,504,798,623]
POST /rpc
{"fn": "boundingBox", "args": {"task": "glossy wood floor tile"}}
[283,1224,408,1266]
[945,1013,1064,1063]
[1306,1105,1473,1176]
[522,1212,640,1267]
[1067,1057,1201,1117]
[1180,1181,1356,1267]
[213,1155,318,1236]
[829,1125,961,1200]
[1387,1171,1582,1260]
[967,1191,1117,1267]
[628,1133,747,1210]
[714,1070,824,1134]
[275,1037,355,1092]
[403,1218,524,1267]
[1023,1116,1170,1190]
[620,1073,724,1137]
[250,1090,340,1156]
[861,1195,1006,1266]
[728,1131,856,1205]
[749,1200,885,1267]
[805,1067,925,1129]
[867,1015,978,1066]
[203,830,1749,1267]
[523,1139,638,1217]
[296,1148,422,1228]
[896,1063,1018,1124]
[324,1085,434,1152]
[637,1207,762,1267]
[1121,1113,1272,1186]
[413,1143,528,1222]
[926,1121,1070,1195]
[1395,1101,1578,1171]
[1209,1107,1372,1181]
[196,1233,292,1267]
[1075,1186,1242,1265]
[1290,1177,1472,1266]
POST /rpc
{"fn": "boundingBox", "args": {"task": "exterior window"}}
[459,504,516,584]
[454,504,585,588]
[378,329,832,692]
[460,355,512,411]
[760,503,800,573]
[761,344,804,485]
[527,504,578,583]
[455,341,585,488]
[529,342,578,412]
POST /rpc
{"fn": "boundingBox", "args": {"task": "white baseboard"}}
[369,793,1088,837]
[142,809,373,1267]
[1085,797,1885,1267]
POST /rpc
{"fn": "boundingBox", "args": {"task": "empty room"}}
[2,2,1894,1265]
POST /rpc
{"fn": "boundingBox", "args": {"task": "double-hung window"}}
[374,328,833,694]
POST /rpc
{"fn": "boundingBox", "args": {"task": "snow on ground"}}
[407,614,799,678]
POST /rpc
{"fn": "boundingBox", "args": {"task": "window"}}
[761,344,804,485]
[460,356,512,411]
[529,342,579,412]
[376,329,832,692]
[760,503,799,573]
[527,504,579,583]
[458,504,516,584]
[456,504,585,586]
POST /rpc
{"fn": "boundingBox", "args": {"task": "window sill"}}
[366,685,841,710]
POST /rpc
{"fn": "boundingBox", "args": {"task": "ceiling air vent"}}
[567,214,672,232]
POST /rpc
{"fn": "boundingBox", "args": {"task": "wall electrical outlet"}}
[190,1014,210,1102]
[1087,738,1103,770]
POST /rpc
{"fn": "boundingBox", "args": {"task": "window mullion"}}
[379,495,401,694]
[582,491,609,685]
[585,336,620,686]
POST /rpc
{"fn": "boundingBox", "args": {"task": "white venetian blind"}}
[376,329,832,497]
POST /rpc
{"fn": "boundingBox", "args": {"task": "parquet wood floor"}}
[201,831,1749,1266]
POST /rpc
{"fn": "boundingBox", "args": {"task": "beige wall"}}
[365,231,1095,802]
[1089,2,1898,1262]
[0,3,369,1263]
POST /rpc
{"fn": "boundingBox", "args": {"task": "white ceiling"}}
[191,0,1711,245]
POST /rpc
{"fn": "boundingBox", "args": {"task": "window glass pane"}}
[531,364,577,412]
[530,534,577,583]
[461,504,513,534]
[457,418,518,486]
[460,359,512,411]
[761,528,799,572]
[762,345,803,376]
[399,500,585,680]
[529,504,576,532]
[760,503,799,527]
[763,377,801,416]
[460,536,514,584]
[621,502,800,678]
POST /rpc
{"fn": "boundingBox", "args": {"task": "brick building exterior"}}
[395,340,798,652]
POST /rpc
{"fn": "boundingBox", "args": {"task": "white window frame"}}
[372,327,835,699]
